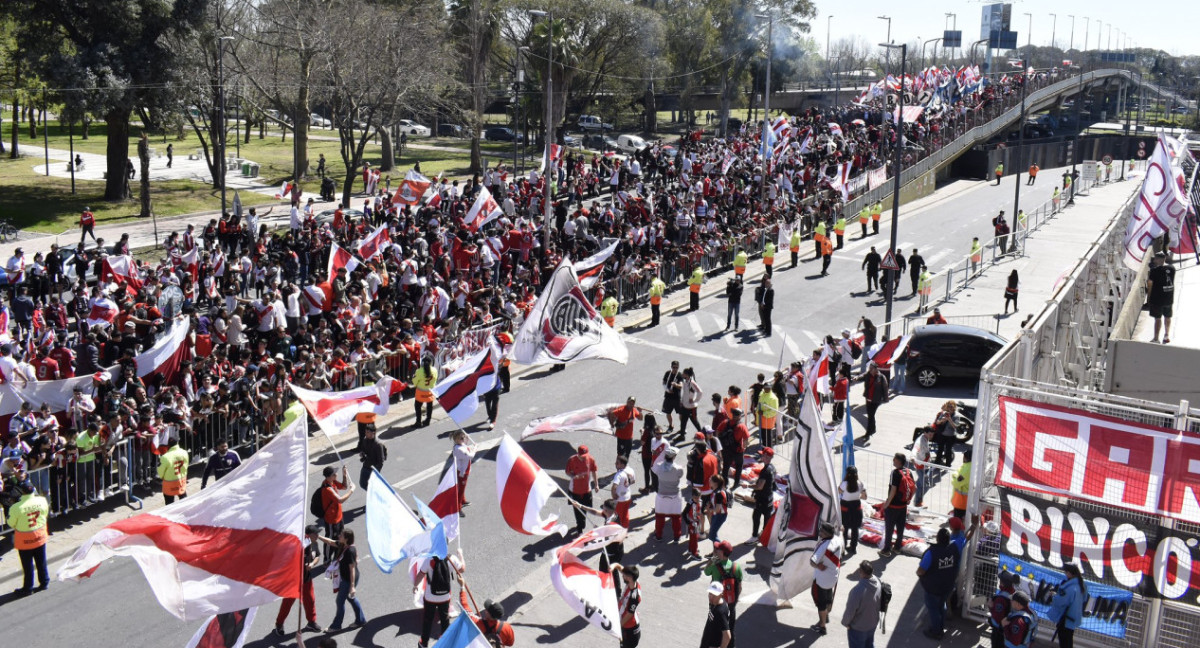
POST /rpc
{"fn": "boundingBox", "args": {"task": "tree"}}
[450,0,500,175]
[12,0,205,201]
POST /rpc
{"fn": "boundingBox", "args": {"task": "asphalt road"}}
[0,172,1061,647]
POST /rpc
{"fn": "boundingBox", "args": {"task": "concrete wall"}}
[1105,339,1200,404]
[950,135,1155,179]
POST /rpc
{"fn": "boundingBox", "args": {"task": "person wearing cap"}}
[456,594,515,647]
[274,524,324,635]
[917,527,960,639]
[1002,591,1038,648]
[746,447,776,545]
[652,443,685,542]
[701,579,733,648]
[989,571,1019,648]
[841,560,882,648]
[704,541,743,647]
[6,480,50,596]
[356,426,387,490]
[317,465,355,562]
[565,445,599,534]
[810,522,844,635]
[926,306,947,325]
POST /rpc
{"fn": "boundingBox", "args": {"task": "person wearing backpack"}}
[990,572,1019,648]
[415,551,465,648]
[917,528,961,640]
[1047,564,1086,648]
[1002,592,1039,648]
[312,465,355,563]
[703,541,743,648]
[880,453,914,557]
[841,560,882,648]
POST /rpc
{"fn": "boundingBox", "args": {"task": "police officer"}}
[6,480,50,596]
[917,527,960,640]
[1002,592,1038,648]
[649,274,666,326]
[687,267,704,311]
[158,436,189,504]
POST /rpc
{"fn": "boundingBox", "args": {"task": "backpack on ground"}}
[879,580,893,633]
[429,556,452,597]
[310,486,327,519]
[897,469,917,506]
[849,340,863,360]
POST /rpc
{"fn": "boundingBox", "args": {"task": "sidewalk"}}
[32,146,279,197]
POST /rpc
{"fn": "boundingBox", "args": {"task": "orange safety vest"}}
[497,332,514,367]
[821,238,833,256]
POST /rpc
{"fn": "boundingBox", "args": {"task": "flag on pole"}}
[512,261,628,366]
[181,247,199,283]
[806,346,831,396]
[101,255,143,291]
[427,465,461,542]
[410,495,450,560]
[366,469,430,574]
[392,170,432,206]
[768,390,839,601]
[1123,136,1193,269]
[464,186,503,232]
[431,344,501,425]
[519,403,621,440]
[430,611,493,648]
[572,238,620,291]
[327,242,362,278]
[184,608,257,648]
[357,225,392,261]
[274,181,295,201]
[495,434,567,536]
[869,335,911,368]
[57,420,309,621]
[841,413,856,477]
[289,377,405,441]
[550,525,626,638]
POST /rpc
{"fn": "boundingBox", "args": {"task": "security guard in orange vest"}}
[6,480,50,596]
[813,220,827,259]
[820,237,834,276]
[158,437,190,504]
[871,201,883,234]
[733,249,748,277]
[858,205,871,237]
[601,295,619,327]
[789,228,802,268]
[649,275,666,327]
[834,216,847,249]
[496,325,515,392]
[413,356,438,427]
[687,267,704,312]
[762,241,776,277]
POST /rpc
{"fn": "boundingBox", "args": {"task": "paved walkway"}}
[32,146,279,197]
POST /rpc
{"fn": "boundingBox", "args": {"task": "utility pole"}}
[879,42,906,337]
[217,36,234,217]
[530,10,554,252]
[1068,15,1075,54]
[1013,67,1029,227]
[757,14,774,207]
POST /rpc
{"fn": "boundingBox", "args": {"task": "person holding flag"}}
[451,430,475,512]
[273,524,324,636]
[415,549,467,648]
[746,447,776,545]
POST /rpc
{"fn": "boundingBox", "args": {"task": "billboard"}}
[943,30,963,49]
[980,4,1017,50]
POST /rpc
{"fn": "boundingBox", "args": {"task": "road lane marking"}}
[625,336,775,372]
[390,437,502,491]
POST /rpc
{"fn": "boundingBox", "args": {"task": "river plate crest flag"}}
[512,260,628,365]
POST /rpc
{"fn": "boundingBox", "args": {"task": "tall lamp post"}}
[1023,13,1033,68]
[757,13,774,206]
[217,35,234,217]
[1049,13,1057,62]
[826,15,834,66]
[921,37,942,72]
[1068,15,1076,53]
[878,16,892,69]
[879,42,906,337]
[1012,65,1030,232]
[529,10,554,252]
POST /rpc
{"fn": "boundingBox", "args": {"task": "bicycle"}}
[0,219,17,242]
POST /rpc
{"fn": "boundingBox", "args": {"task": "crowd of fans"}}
[0,69,1056,524]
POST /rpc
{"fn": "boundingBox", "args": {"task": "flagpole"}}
[777,331,787,370]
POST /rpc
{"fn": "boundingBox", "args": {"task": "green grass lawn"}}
[0,120,474,232]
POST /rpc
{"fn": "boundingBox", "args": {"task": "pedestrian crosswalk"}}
[640,310,823,369]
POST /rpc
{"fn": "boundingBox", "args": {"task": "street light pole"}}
[217,35,234,218]
[826,15,833,65]
[1083,17,1090,54]
[879,42,906,337]
[1050,13,1057,54]
[945,13,956,62]
[878,16,892,69]
[530,10,554,252]
[757,13,774,207]
[1013,66,1029,230]
[921,38,942,72]
[1024,13,1032,68]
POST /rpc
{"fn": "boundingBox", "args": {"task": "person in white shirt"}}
[415,551,466,648]
[451,431,475,512]
[611,454,636,528]
[290,204,302,231]
[810,522,844,635]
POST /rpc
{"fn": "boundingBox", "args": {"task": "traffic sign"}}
[1102,155,1113,165]
[1138,150,1147,159]
[880,250,900,271]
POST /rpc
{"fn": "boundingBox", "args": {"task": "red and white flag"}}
[827,123,843,138]
[806,346,831,396]
[327,242,362,278]
[302,282,333,313]
[1123,135,1193,269]
[519,403,620,440]
[431,344,500,425]
[357,225,391,261]
[869,335,911,369]
[496,434,567,536]
[289,377,405,441]
[419,285,450,321]
[572,238,620,291]
[427,466,461,542]
[135,318,192,384]
[101,255,143,291]
[85,296,120,328]
[540,143,564,173]
[425,191,443,210]
[181,247,199,283]
[184,608,257,648]
[274,181,295,201]
[392,170,431,206]
[57,420,309,621]
[512,261,628,366]
[550,525,626,638]
[464,186,503,232]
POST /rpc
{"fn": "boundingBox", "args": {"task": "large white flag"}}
[58,420,308,621]
[512,261,628,366]
[520,403,621,440]
[550,525,627,638]
[768,390,840,602]
[1123,136,1192,269]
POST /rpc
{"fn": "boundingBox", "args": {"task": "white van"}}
[615,134,646,154]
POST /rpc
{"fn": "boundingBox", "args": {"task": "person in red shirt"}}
[49,341,76,379]
[831,366,851,424]
[565,445,598,535]
[33,351,60,381]
[80,207,96,245]
[609,397,643,460]
[717,409,749,488]
[318,465,354,562]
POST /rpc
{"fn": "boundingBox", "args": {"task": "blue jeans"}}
[915,466,927,507]
[726,301,741,329]
[847,627,876,648]
[331,574,365,628]
[708,512,727,542]
[891,365,906,394]
[924,590,948,634]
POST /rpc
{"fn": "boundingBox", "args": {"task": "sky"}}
[814,0,1200,58]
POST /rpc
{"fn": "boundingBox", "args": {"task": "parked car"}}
[577,115,613,132]
[562,133,581,147]
[438,123,466,137]
[582,134,619,152]
[726,117,744,132]
[905,324,1007,388]
[265,109,292,126]
[615,134,647,154]
[485,127,523,142]
[315,208,365,225]
[396,119,431,137]
[1171,106,1190,115]
[309,113,331,128]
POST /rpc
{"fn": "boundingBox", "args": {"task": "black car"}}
[485,127,522,142]
[438,124,465,138]
[905,324,1006,388]
[582,134,619,152]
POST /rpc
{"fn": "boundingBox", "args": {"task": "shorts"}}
[812,584,836,611]
[1149,302,1174,319]
[662,394,681,414]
